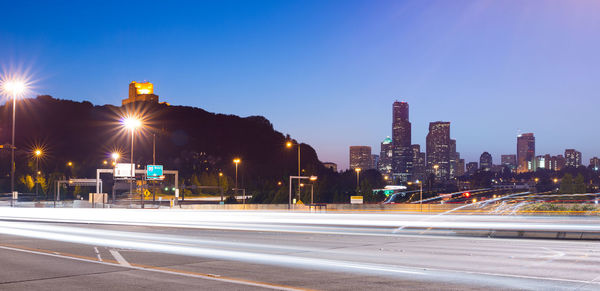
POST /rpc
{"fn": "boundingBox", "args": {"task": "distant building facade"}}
[564,149,582,167]
[122,81,160,106]
[590,157,600,170]
[349,146,372,170]
[456,158,465,177]
[378,137,393,174]
[480,152,492,171]
[501,154,517,171]
[322,162,338,172]
[466,162,478,175]
[411,144,426,181]
[391,101,413,181]
[517,133,535,172]
[426,121,451,181]
[371,155,379,170]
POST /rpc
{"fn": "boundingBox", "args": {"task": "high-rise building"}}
[378,137,393,174]
[517,133,535,173]
[449,139,460,179]
[349,146,372,170]
[564,149,582,167]
[411,144,426,181]
[480,152,492,171]
[426,121,451,180]
[456,159,465,177]
[501,154,517,171]
[590,157,600,170]
[466,162,478,175]
[392,101,413,181]
[371,155,379,169]
[122,81,160,106]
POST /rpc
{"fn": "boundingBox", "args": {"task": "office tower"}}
[391,101,412,181]
[426,121,451,180]
[480,152,492,171]
[456,159,465,177]
[371,155,379,169]
[564,149,582,167]
[517,133,535,173]
[466,162,478,175]
[411,144,426,181]
[501,154,517,171]
[349,146,372,170]
[590,157,600,170]
[449,139,460,178]
[378,137,393,173]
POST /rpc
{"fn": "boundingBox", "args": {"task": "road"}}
[0,209,599,290]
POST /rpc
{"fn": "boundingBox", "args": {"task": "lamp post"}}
[309,176,317,205]
[34,149,42,199]
[3,80,26,206]
[355,168,361,193]
[218,172,223,203]
[111,152,120,203]
[286,141,301,202]
[416,180,423,212]
[122,117,142,205]
[233,158,241,204]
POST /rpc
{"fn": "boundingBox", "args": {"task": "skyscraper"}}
[349,146,372,170]
[564,149,582,167]
[466,162,478,175]
[426,121,451,181]
[449,139,460,179]
[590,157,600,170]
[517,133,535,173]
[378,137,393,174]
[501,154,517,171]
[411,144,426,181]
[392,101,412,181]
[480,152,492,171]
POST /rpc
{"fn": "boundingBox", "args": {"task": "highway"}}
[0,209,599,290]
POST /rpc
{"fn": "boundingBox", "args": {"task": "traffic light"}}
[463,192,471,198]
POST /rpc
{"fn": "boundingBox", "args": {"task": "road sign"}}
[146,165,163,180]
[115,163,135,178]
[351,196,363,204]
[143,189,152,197]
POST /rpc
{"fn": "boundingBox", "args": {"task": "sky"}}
[1,0,599,170]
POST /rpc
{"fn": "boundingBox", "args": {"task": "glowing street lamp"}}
[233,158,242,204]
[355,168,362,193]
[285,140,302,201]
[2,78,28,205]
[122,116,142,198]
[33,149,42,198]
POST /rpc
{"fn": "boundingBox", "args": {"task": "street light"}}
[286,140,301,202]
[233,158,241,204]
[355,168,362,193]
[2,78,27,206]
[309,176,317,205]
[122,116,142,202]
[416,180,423,212]
[33,149,42,199]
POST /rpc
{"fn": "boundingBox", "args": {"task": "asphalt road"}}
[0,210,599,290]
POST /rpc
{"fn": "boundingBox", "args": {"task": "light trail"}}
[0,219,598,290]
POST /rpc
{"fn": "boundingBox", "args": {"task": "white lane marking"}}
[94,246,102,261]
[0,245,303,291]
[109,249,131,267]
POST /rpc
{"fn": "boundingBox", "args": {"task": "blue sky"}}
[1,0,599,169]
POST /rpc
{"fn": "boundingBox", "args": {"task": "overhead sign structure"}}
[114,163,135,178]
[146,165,164,180]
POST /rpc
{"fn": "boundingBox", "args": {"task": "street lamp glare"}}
[34,149,42,156]
[355,167,361,173]
[286,141,293,148]
[3,80,26,95]
[233,158,241,164]
[123,117,142,130]
[111,152,120,160]
[309,176,317,181]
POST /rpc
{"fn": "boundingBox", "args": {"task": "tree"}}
[560,173,574,194]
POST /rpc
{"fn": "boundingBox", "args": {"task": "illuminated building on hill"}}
[122,81,161,106]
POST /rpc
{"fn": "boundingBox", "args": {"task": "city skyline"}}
[2,1,600,170]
